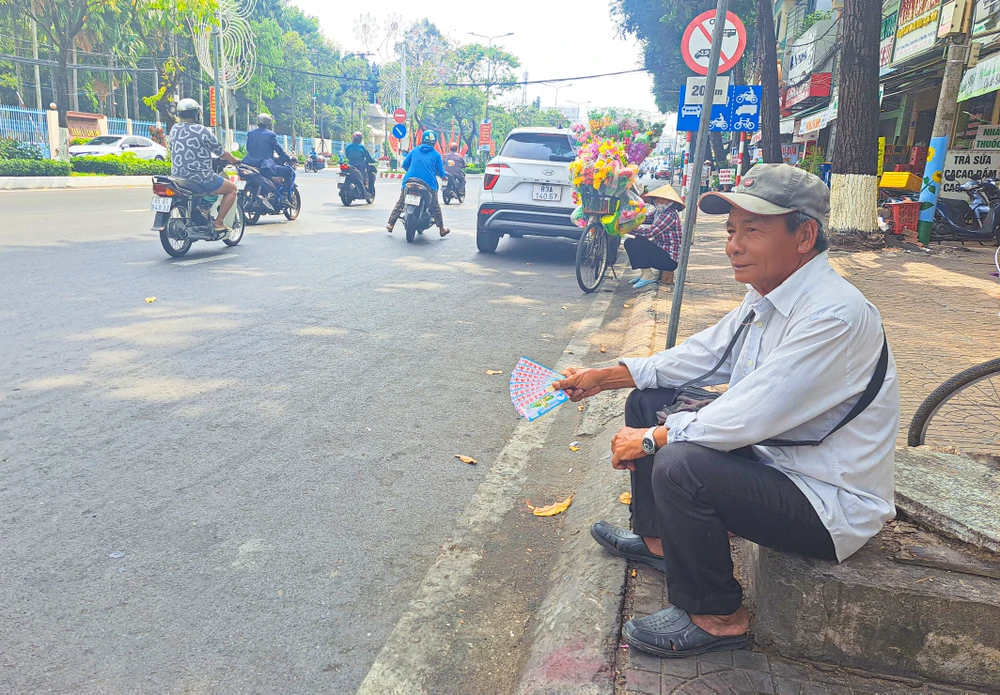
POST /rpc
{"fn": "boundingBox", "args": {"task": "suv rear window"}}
[499,132,576,162]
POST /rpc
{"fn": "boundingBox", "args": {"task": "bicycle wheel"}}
[907,358,1000,456]
[576,220,609,293]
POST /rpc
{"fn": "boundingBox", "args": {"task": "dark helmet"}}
[176,98,202,123]
[258,113,273,128]
[352,131,363,144]
[421,130,437,145]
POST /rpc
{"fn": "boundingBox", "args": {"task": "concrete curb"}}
[516,270,660,695]
[0,175,154,191]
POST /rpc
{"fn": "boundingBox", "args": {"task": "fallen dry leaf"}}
[455,455,478,465]
[145,297,156,303]
[526,495,573,517]
[485,370,503,375]
[561,305,569,310]
[569,441,581,452]
[619,492,632,505]
[578,405,585,412]
[623,303,631,309]
[600,345,607,353]
[631,569,637,578]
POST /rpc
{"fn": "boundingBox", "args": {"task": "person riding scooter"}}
[344,131,376,197]
[168,98,241,233]
[443,143,466,197]
[243,113,295,211]
[386,130,449,237]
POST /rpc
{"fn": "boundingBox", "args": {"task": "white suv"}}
[476,127,580,253]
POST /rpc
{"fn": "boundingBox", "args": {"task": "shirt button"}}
[755,321,762,327]
[747,360,754,367]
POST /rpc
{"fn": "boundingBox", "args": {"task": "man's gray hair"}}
[785,211,828,252]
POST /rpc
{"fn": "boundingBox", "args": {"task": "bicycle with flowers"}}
[568,117,663,292]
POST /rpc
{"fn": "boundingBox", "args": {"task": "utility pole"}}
[667,0,730,349]
[71,46,79,112]
[400,43,407,112]
[31,20,42,111]
[522,71,528,106]
[212,20,225,143]
[917,37,968,245]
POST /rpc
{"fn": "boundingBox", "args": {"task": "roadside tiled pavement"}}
[620,217,998,694]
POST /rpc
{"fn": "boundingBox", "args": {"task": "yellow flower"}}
[926,146,935,162]
[932,170,942,183]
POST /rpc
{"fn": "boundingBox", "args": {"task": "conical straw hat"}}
[644,183,685,210]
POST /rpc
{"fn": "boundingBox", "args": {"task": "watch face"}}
[642,437,655,454]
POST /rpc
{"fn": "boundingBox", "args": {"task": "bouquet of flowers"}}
[568,113,664,236]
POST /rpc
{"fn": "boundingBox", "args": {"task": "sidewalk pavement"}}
[0,175,154,190]
[618,216,1000,694]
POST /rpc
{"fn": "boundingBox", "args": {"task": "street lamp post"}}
[543,82,573,109]
[467,31,513,122]
[565,99,590,122]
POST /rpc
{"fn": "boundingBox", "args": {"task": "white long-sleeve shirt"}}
[621,252,899,561]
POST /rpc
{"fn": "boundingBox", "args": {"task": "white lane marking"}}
[122,208,153,213]
[356,290,614,695]
[172,254,238,267]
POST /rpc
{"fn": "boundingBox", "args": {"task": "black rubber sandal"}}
[624,605,749,658]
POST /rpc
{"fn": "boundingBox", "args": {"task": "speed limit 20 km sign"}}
[681,10,747,76]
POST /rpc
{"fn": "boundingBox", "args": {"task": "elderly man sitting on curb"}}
[554,164,900,658]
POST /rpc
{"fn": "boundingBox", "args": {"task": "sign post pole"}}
[667,0,731,349]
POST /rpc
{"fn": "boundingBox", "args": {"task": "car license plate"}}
[150,196,171,212]
[532,184,561,201]
[405,194,421,205]
[236,179,246,190]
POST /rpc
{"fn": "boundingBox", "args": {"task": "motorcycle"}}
[150,158,245,258]
[237,161,302,225]
[338,163,377,206]
[932,178,1000,245]
[402,179,436,242]
[304,154,326,172]
[442,172,466,205]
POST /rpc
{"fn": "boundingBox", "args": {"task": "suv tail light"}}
[340,163,350,172]
[483,163,509,191]
[152,182,175,197]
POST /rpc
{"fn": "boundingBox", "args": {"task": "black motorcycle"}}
[933,178,1000,245]
[237,162,302,225]
[402,179,436,242]
[150,159,245,258]
[338,163,377,206]
[442,172,465,205]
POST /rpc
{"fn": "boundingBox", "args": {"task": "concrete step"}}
[736,535,1000,690]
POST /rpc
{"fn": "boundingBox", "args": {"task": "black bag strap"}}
[676,311,756,391]
[674,310,890,448]
[758,333,889,447]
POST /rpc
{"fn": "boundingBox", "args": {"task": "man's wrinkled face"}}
[725,208,816,295]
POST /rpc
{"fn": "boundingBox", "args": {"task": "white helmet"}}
[258,113,273,128]
[176,98,202,123]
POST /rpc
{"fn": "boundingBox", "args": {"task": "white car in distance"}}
[69,135,167,160]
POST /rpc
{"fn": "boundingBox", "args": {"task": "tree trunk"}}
[756,0,781,163]
[54,46,70,129]
[710,131,728,167]
[830,0,881,240]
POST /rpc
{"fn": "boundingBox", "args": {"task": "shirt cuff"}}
[620,357,658,390]
[665,410,699,443]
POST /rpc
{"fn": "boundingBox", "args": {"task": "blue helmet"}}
[421,130,437,145]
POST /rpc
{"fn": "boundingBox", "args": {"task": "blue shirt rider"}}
[386,130,449,237]
[243,113,295,201]
[344,132,376,195]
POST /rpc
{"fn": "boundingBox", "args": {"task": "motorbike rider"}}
[168,98,240,233]
[386,130,449,237]
[244,113,295,210]
[344,131,376,197]
[443,143,466,195]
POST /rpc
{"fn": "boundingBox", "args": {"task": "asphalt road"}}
[0,172,616,691]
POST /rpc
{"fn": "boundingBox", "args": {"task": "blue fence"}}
[233,130,248,149]
[0,106,49,158]
[107,118,128,135]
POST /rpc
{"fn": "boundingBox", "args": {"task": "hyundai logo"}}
[542,169,555,176]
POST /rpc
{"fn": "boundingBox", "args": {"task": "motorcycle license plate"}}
[236,180,246,190]
[405,194,421,206]
[532,184,561,201]
[150,196,172,212]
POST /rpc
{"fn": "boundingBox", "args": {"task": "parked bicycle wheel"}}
[576,221,609,293]
[907,358,1000,456]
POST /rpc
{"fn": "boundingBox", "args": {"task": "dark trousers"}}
[625,388,837,615]
[624,236,678,272]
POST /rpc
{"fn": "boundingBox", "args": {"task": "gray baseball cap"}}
[699,163,830,228]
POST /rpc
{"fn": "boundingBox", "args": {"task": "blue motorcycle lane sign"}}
[676,85,760,133]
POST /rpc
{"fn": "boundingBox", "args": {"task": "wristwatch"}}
[642,426,660,455]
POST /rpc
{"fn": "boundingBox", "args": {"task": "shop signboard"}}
[957,51,1000,101]
[785,18,837,85]
[880,9,899,72]
[940,149,1000,199]
[892,0,943,64]
[718,168,735,186]
[878,137,886,177]
[974,124,1000,149]
[972,0,1000,36]
[783,73,832,110]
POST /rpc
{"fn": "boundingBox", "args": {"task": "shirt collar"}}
[760,251,831,318]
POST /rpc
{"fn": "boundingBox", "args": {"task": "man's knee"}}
[625,388,674,428]
[651,442,711,496]
[215,179,237,195]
